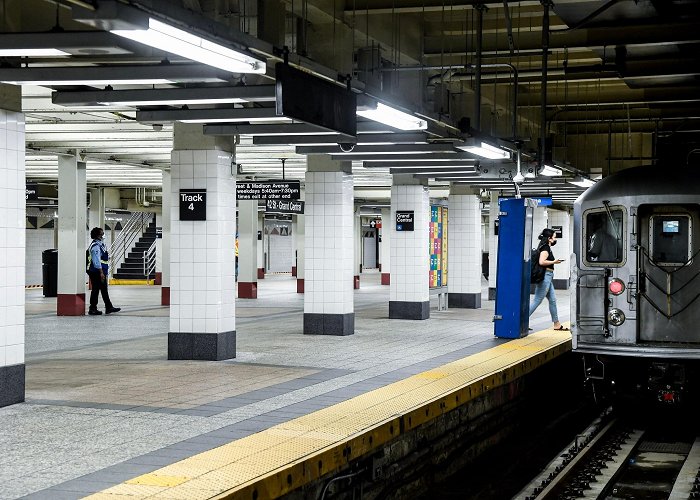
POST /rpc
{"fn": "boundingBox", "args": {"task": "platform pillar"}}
[257,212,265,279]
[488,191,499,300]
[389,175,430,320]
[57,153,87,316]
[168,123,236,360]
[296,200,305,293]
[548,208,571,290]
[88,188,105,232]
[0,86,26,407]
[353,205,361,288]
[380,207,390,285]
[303,155,354,335]
[238,200,258,298]
[160,170,171,304]
[531,205,549,247]
[448,185,482,309]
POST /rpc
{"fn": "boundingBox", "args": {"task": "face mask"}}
[550,240,557,246]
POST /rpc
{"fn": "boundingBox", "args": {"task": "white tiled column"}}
[296,207,305,293]
[447,184,482,308]
[57,154,87,316]
[160,169,171,306]
[548,208,571,289]
[531,206,549,249]
[88,187,105,231]
[0,95,26,407]
[237,199,258,299]
[353,206,361,288]
[257,212,265,279]
[488,191,499,300]
[303,155,354,335]
[380,207,390,285]
[389,175,430,320]
[168,124,236,360]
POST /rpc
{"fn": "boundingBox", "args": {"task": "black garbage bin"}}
[42,249,58,297]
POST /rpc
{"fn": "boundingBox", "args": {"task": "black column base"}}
[168,331,236,360]
[448,292,482,309]
[553,279,570,290]
[304,313,354,335]
[0,364,25,408]
[389,301,430,320]
[488,287,497,300]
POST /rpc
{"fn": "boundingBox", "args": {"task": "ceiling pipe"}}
[474,4,487,133]
[539,0,552,173]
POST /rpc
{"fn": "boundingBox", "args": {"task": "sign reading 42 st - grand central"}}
[179,189,207,221]
[236,181,301,201]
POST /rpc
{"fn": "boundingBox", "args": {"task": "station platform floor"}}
[4,271,570,499]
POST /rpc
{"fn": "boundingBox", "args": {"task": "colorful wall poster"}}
[429,205,448,288]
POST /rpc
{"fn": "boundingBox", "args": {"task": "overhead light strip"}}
[112,18,265,74]
[357,102,427,131]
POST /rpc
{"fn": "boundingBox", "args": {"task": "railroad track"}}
[514,408,700,499]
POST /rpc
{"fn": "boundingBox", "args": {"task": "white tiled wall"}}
[448,193,482,294]
[304,170,354,315]
[488,192,499,289]
[532,206,549,248]
[1,109,25,368]
[548,209,571,281]
[25,229,54,285]
[169,150,236,334]
[380,207,390,273]
[390,184,429,303]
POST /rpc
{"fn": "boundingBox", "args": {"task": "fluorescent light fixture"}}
[568,176,595,188]
[540,164,563,176]
[0,49,70,57]
[98,97,247,106]
[4,79,173,86]
[356,102,427,131]
[456,140,510,160]
[181,116,291,124]
[112,18,265,74]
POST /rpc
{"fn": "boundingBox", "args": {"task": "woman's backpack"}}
[530,246,546,283]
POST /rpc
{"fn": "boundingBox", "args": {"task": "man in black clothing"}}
[87,227,121,315]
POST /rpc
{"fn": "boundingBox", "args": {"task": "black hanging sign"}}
[265,199,305,215]
[396,211,415,231]
[179,189,207,221]
[26,183,38,201]
[552,225,563,238]
[237,181,301,200]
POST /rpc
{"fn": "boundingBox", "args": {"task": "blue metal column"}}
[494,198,535,338]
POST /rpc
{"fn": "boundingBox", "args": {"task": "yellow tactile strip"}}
[85,329,571,500]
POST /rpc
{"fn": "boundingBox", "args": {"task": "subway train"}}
[571,165,700,404]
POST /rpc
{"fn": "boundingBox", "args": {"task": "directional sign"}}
[237,181,301,200]
[396,211,415,231]
[179,189,207,221]
[265,199,305,215]
[25,183,38,201]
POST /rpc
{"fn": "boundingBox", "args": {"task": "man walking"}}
[87,227,120,315]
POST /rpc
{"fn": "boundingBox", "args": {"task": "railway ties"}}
[669,437,700,499]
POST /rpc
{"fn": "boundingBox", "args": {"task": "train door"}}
[362,228,378,269]
[637,204,700,343]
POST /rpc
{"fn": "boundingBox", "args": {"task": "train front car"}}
[572,166,700,405]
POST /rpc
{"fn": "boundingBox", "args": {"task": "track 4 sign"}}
[179,189,207,221]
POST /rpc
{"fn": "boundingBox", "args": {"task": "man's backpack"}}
[530,246,546,284]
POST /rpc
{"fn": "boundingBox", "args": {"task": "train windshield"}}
[650,215,692,265]
[585,208,625,264]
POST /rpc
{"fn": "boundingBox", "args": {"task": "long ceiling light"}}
[456,140,510,160]
[3,78,173,86]
[0,49,70,57]
[540,164,563,176]
[111,18,266,74]
[568,176,596,188]
[356,102,427,131]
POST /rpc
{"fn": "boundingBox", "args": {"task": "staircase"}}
[112,220,157,281]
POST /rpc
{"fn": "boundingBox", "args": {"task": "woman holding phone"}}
[529,228,568,330]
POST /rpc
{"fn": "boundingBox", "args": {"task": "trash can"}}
[42,249,58,297]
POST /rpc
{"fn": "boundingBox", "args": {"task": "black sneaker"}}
[106,307,121,314]
[88,309,102,316]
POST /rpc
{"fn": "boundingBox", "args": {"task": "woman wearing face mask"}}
[529,228,568,330]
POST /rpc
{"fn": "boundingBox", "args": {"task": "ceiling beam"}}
[296,144,460,155]
[253,133,429,146]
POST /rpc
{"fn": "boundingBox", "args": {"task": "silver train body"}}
[571,166,700,401]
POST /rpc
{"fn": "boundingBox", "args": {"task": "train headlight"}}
[609,278,625,296]
[608,308,626,326]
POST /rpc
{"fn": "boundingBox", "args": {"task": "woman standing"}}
[529,228,568,330]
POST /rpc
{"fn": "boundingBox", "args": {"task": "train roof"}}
[577,166,700,205]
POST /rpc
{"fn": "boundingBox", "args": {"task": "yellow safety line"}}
[85,327,571,500]
[109,279,155,286]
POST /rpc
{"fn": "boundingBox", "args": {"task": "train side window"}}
[650,215,692,265]
[584,208,625,265]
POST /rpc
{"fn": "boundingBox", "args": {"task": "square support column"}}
[296,202,305,293]
[380,207,390,285]
[168,124,236,360]
[237,200,258,298]
[303,156,354,335]
[448,185,482,309]
[0,102,26,407]
[353,206,361,289]
[57,154,87,316]
[488,191,499,300]
[389,175,430,320]
[548,209,571,289]
[161,170,171,305]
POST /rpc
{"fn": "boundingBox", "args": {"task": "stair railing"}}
[143,239,157,283]
[109,212,153,279]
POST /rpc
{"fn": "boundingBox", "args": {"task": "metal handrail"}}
[109,212,153,279]
[143,239,157,283]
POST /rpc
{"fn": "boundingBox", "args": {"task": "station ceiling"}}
[3,0,700,205]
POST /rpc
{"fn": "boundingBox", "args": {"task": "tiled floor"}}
[2,272,569,499]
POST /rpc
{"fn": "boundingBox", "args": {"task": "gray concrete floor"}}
[2,271,570,499]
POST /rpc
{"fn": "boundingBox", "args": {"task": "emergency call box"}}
[179,189,207,221]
